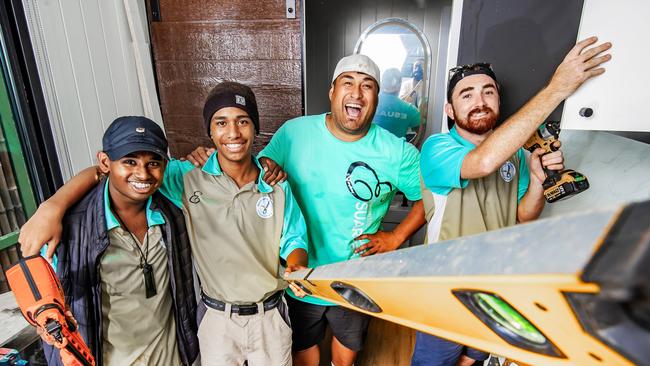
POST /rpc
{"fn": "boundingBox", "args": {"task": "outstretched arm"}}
[460,37,611,179]
[19,166,102,258]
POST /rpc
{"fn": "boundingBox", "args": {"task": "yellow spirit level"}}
[287,201,650,366]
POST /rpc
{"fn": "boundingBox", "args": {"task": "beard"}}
[454,106,499,135]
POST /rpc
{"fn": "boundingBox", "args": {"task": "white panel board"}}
[22,0,163,178]
[562,0,650,132]
[540,130,650,218]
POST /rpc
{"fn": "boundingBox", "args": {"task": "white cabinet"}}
[562,0,650,132]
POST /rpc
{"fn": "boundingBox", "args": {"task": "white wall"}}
[22,0,162,179]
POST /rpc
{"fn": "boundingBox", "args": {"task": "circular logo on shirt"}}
[499,161,516,182]
[256,196,273,219]
[345,161,393,202]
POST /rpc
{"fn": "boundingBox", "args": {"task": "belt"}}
[201,291,282,316]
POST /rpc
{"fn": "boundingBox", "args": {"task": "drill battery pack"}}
[542,169,590,202]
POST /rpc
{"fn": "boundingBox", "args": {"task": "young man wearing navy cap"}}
[413,37,611,366]
[28,116,199,366]
[20,82,308,366]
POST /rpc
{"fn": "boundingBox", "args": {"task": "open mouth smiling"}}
[129,181,153,193]
[345,103,363,120]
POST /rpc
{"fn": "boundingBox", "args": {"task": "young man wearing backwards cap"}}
[20,82,309,366]
[30,116,199,366]
[258,54,426,366]
[412,37,611,366]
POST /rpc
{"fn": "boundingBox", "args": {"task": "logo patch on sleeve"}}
[499,161,516,182]
[256,196,273,218]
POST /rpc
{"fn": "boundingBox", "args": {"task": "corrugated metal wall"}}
[21,0,162,179]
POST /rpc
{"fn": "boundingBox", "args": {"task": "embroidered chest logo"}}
[499,161,516,183]
[189,190,203,204]
[256,196,273,218]
[345,161,393,202]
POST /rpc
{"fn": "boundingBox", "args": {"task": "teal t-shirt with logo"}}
[259,113,422,305]
[373,93,421,138]
[420,126,529,200]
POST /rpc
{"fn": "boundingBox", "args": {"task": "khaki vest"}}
[182,169,287,304]
[422,155,522,243]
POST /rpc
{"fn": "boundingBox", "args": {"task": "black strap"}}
[111,209,157,298]
[201,291,282,315]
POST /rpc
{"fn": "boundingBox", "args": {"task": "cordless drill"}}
[523,121,589,203]
[7,256,95,366]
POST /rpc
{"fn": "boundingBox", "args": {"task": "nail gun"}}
[7,255,95,366]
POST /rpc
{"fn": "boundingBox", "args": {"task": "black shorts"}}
[286,294,370,352]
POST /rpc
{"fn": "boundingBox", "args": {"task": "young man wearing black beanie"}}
[19,82,308,366]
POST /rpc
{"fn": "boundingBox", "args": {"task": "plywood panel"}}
[151,21,301,61]
[158,81,302,121]
[357,319,416,366]
[159,0,288,21]
[150,0,303,157]
[562,0,649,132]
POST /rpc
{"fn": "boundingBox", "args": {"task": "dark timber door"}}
[147,0,303,157]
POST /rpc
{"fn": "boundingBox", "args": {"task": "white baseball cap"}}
[331,54,381,88]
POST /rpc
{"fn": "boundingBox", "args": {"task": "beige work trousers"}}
[197,299,293,366]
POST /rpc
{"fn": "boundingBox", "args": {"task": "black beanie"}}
[203,81,260,136]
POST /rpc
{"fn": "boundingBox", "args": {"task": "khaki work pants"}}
[197,299,292,366]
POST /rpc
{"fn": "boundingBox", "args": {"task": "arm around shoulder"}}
[19,166,101,258]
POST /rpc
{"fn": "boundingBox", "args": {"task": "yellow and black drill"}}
[523,121,589,203]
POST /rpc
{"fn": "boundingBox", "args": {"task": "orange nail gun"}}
[523,121,589,203]
[6,255,95,366]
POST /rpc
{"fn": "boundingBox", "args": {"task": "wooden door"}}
[147,0,303,157]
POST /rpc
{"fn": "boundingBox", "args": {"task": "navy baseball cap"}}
[102,116,168,160]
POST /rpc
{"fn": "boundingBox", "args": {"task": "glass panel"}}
[355,18,431,145]
[0,29,38,293]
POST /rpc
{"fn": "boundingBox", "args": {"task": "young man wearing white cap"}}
[258,54,426,366]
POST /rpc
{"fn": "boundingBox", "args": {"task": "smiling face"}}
[98,150,165,206]
[328,71,379,139]
[209,106,255,165]
[446,73,500,135]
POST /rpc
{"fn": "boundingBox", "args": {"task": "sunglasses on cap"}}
[447,62,498,102]
[448,62,494,81]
